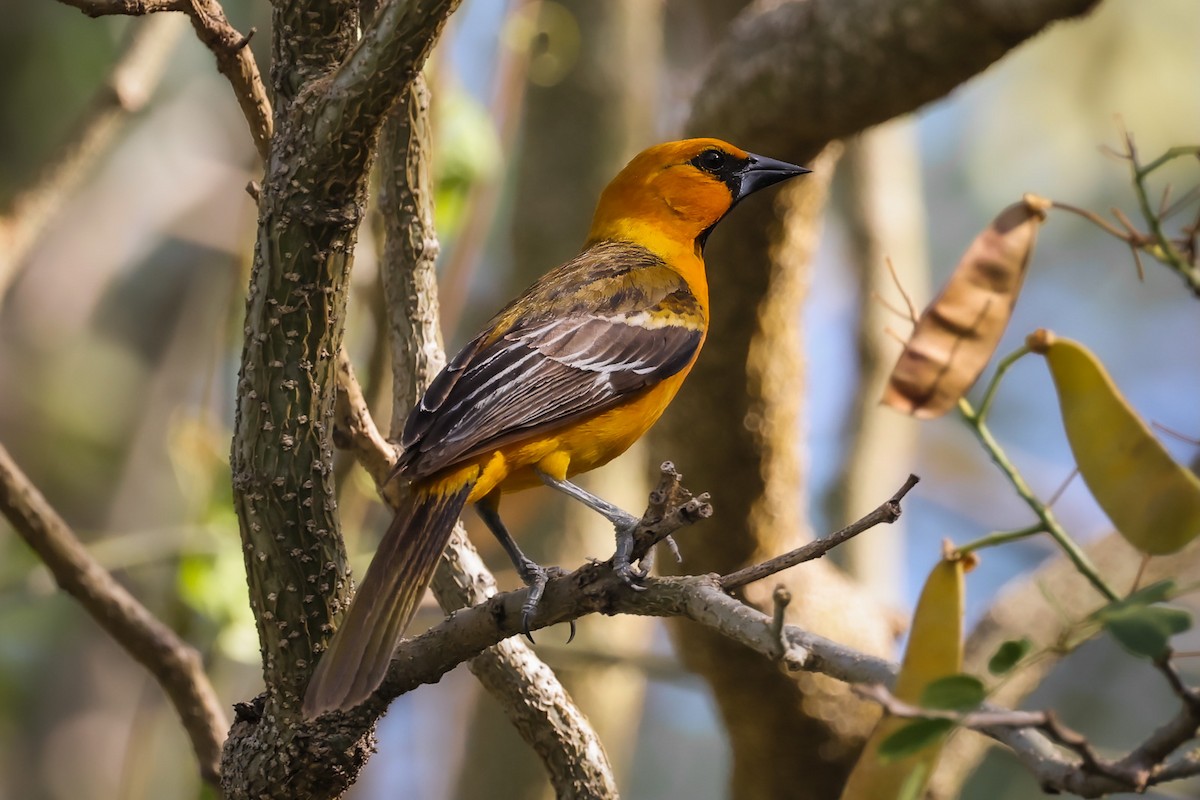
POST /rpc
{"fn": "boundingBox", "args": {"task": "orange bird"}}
[304,138,809,716]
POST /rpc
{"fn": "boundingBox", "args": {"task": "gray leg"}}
[475,502,571,642]
[537,472,646,588]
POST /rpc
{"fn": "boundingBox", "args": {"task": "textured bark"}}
[379,75,445,435]
[222,2,461,797]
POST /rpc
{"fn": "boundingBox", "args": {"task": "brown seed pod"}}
[883,194,1050,418]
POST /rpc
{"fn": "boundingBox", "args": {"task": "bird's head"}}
[586,138,810,252]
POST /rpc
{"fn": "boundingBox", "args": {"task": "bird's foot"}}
[514,558,572,643]
[612,519,649,591]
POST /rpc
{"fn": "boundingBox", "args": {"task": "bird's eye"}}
[696,149,727,172]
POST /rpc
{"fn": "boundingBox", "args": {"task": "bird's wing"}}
[398,247,704,479]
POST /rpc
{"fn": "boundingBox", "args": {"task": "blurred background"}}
[1,0,1199,798]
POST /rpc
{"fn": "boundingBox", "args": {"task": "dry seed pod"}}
[883,194,1050,418]
[1037,333,1200,555]
[840,553,966,800]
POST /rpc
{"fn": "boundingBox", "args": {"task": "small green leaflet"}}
[1092,580,1192,660]
[878,718,955,762]
[920,674,986,712]
[988,638,1033,676]
[1101,605,1192,660]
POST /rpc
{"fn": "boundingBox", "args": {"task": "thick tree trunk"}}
[655,1,1102,796]
[221,2,460,797]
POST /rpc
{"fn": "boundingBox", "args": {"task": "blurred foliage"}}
[0,5,122,197]
[432,87,502,239]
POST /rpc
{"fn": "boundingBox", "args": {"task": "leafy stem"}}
[958,392,1119,602]
[957,523,1047,555]
[1125,138,1200,290]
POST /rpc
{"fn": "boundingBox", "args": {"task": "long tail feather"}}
[303,482,471,716]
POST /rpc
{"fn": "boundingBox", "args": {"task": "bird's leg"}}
[474,500,571,643]
[536,472,646,588]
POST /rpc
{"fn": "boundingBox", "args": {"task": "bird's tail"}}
[303,481,472,717]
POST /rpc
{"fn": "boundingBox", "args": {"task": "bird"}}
[303,138,809,716]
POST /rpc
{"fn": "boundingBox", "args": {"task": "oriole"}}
[303,138,809,716]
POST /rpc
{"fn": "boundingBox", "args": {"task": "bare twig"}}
[59,0,185,12]
[770,586,797,665]
[0,15,184,301]
[884,255,921,324]
[1051,200,1134,242]
[1050,130,1200,294]
[57,0,273,158]
[719,474,919,591]
[0,443,226,786]
[1044,467,1079,509]
[349,513,1200,798]
[335,537,1185,800]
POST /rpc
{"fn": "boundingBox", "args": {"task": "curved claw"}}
[613,561,649,591]
[611,521,650,589]
[517,562,550,642]
[565,619,577,644]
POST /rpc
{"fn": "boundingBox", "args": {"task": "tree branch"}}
[0,443,227,786]
[690,0,1102,160]
[57,0,273,158]
[179,0,272,158]
[297,0,462,182]
[720,474,919,591]
[347,516,1199,799]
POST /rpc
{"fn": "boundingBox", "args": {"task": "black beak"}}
[736,153,811,201]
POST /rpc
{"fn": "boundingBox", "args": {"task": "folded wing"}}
[398,246,704,479]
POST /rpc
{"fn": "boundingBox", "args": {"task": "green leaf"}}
[1116,580,1176,609]
[1101,605,1193,660]
[878,718,955,762]
[920,674,986,711]
[988,638,1033,676]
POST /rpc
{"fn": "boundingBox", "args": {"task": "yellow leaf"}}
[1033,331,1200,555]
[884,195,1049,418]
[840,553,966,800]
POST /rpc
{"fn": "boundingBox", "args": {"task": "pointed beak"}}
[736,153,811,201]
